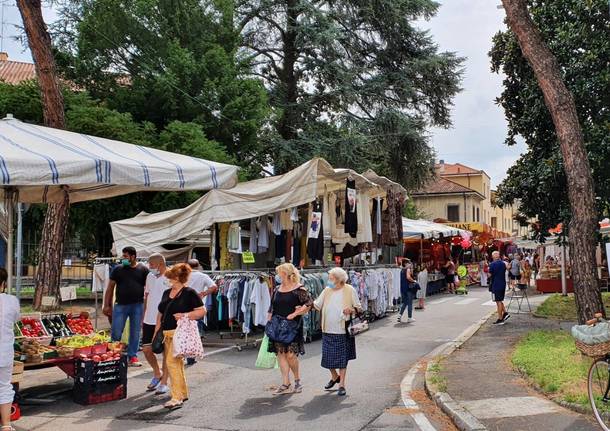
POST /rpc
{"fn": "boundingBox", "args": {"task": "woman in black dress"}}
[268,263,312,395]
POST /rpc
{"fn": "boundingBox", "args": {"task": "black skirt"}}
[321,333,356,369]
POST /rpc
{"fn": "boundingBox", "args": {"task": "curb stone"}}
[422,310,495,431]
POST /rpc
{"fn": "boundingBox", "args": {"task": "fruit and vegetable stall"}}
[13,312,127,407]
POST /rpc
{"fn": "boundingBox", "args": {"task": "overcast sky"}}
[1,0,526,187]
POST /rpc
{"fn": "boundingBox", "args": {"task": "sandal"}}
[164,399,183,410]
[1,426,15,431]
[273,384,292,395]
[293,380,303,393]
[147,376,161,391]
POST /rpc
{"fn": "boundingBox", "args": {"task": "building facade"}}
[412,161,529,238]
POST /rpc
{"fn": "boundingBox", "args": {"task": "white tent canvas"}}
[111,158,394,254]
[402,218,470,240]
[0,116,238,203]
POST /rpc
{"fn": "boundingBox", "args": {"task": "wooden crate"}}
[11,361,24,384]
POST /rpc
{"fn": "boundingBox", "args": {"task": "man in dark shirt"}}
[489,251,511,325]
[103,246,149,366]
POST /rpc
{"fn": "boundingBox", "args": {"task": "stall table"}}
[426,273,447,296]
[536,278,574,293]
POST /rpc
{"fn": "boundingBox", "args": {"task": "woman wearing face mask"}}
[313,267,362,396]
[155,263,205,410]
[267,263,312,395]
[0,268,19,431]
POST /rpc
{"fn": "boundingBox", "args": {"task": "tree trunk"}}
[276,0,300,169]
[16,0,68,309]
[501,0,602,323]
[33,189,70,308]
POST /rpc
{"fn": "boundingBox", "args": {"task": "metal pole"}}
[560,244,567,296]
[6,199,13,294]
[420,237,423,266]
[15,202,23,298]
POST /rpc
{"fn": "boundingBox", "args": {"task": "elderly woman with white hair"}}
[313,267,362,396]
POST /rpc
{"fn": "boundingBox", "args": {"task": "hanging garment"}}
[280,209,293,230]
[344,179,358,237]
[249,218,259,253]
[272,212,282,235]
[92,264,109,293]
[290,207,299,222]
[356,192,373,244]
[228,223,243,253]
[219,223,230,269]
[251,279,271,327]
[257,216,269,252]
[307,201,325,262]
[275,230,287,259]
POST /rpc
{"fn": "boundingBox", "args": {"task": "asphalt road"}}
[16,287,497,431]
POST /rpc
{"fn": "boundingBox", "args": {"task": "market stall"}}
[0,115,239,409]
[402,218,472,293]
[0,114,239,292]
[110,158,407,340]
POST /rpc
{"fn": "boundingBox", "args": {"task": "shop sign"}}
[446,222,486,233]
[242,252,255,264]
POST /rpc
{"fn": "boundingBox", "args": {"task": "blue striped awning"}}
[0,116,238,203]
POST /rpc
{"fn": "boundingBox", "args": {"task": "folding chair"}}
[507,284,532,314]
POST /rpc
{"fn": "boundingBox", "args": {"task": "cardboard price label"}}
[60,286,77,302]
[242,252,255,264]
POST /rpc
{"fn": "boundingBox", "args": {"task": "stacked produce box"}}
[73,350,127,405]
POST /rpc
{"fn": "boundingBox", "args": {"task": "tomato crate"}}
[72,382,127,406]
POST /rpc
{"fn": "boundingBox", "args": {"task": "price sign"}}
[41,296,57,307]
[60,286,77,302]
[242,251,255,264]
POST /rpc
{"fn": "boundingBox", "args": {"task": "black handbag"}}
[152,291,181,354]
[265,315,300,344]
[264,289,300,344]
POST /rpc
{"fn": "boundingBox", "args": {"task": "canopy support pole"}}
[6,195,13,294]
[420,237,423,266]
[561,244,567,296]
[16,203,23,298]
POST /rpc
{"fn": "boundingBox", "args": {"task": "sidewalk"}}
[439,296,599,431]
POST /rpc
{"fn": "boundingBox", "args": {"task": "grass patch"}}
[428,360,448,392]
[17,287,93,299]
[512,329,593,409]
[535,293,610,320]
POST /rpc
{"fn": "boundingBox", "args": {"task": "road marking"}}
[481,300,496,306]
[461,396,562,419]
[455,298,478,305]
[428,297,454,305]
[400,362,437,430]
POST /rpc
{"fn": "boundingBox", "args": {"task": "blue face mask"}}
[327,281,336,289]
[274,275,282,285]
[121,258,130,266]
[150,268,159,276]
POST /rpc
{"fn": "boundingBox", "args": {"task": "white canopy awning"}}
[0,116,238,203]
[111,158,390,254]
[402,217,470,241]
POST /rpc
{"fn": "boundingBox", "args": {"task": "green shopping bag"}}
[255,335,278,369]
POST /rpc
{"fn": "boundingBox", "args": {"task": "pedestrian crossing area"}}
[428,294,497,307]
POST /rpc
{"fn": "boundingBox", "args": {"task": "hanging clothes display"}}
[344,178,358,237]
[307,201,324,262]
[356,192,373,244]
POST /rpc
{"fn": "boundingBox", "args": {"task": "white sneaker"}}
[407,317,415,323]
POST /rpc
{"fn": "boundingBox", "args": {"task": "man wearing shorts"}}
[142,253,170,394]
[489,251,511,325]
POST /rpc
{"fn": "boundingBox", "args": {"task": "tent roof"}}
[111,158,394,254]
[0,116,238,203]
[402,217,470,241]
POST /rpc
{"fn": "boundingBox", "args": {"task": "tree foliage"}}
[54,0,269,170]
[237,0,463,188]
[491,0,610,238]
